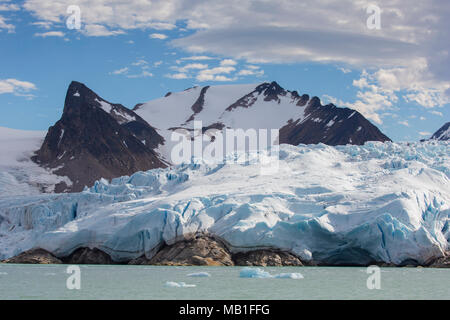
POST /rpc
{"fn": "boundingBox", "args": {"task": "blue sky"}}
[0,0,449,141]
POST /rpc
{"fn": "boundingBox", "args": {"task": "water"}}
[0,264,448,300]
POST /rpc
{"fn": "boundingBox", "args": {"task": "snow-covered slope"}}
[0,141,448,265]
[134,81,391,162]
[0,127,71,197]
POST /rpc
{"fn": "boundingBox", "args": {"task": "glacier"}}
[0,141,449,265]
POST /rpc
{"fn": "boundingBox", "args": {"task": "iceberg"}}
[0,141,449,265]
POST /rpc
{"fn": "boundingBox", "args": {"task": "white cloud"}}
[146,22,176,30]
[0,78,37,97]
[132,59,148,66]
[429,110,443,117]
[150,33,168,39]
[173,63,208,73]
[220,59,237,66]
[338,67,352,74]
[180,55,215,61]
[237,69,264,77]
[126,71,153,78]
[84,24,125,37]
[0,3,20,11]
[165,73,189,79]
[196,66,236,81]
[0,14,14,32]
[109,67,129,75]
[398,120,410,127]
[31,21,53,29]
[419,131,431,136]
[34,31,65,37]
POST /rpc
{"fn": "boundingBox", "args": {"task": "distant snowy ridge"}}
[0,127,72,196]
[0,141,448,265]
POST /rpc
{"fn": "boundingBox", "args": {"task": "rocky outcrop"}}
[62,247,114,265]
[2,248,62,264]
[428,253,450,268]
[129,234,234,266]
[233,249,304,266]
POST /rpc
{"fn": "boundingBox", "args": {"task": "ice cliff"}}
[0,141,448,265]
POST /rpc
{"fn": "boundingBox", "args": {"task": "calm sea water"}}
[0,264,448,300]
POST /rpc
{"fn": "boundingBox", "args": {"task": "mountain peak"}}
[430,122,450,141]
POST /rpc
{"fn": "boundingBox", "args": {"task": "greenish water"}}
[0,264,448,300]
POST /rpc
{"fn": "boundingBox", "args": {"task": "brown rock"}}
[129,234,234,266]
[233,249,304,266]
[428,253,450,268]
[63,247,114,264]
[2,248,62,264]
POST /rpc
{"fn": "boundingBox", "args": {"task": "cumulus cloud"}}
[196,66,236,82]
[150,33,168,39]
[34,31,65,37]
[165,72,189,79]
[220,59,237,66]
[0,14,14,32]
[0,78,37,97]
[173,63,208,73]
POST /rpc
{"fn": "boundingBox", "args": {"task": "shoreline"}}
[2,234,449,268]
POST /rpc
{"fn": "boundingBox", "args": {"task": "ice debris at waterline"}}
[165,281,196,288]
[0,141,449,265]
[187,272,211,277]
[239,267,304,279]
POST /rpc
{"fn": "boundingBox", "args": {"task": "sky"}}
[0,0,449,142]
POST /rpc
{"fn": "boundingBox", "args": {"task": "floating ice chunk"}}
[164,281,196,288]
[239,267,273,279]
[187,272,211,278]
[240,268,303,279]
[274,273,304,279]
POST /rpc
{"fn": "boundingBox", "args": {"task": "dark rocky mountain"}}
[33,81,166,192]
[278,95,391,146]
[430,122,450,141]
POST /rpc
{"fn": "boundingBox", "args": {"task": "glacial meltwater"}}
[0,265,448,300]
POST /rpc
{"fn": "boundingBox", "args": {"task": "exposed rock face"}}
[33,81,166,192]
[279,98,391,146]
[428,253,450,268]
[2,248,62,264]
[129,234,234,266]
[233,249,304,266]
[430,122,450,141]
[62,247,114,265]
